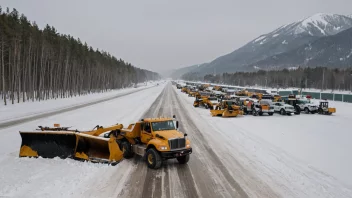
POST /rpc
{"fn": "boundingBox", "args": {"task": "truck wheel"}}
[268,112,274,116]
[177,155,190,164]
[294,106,300,115]
[259,112,263,116]
[280,109,286,115]
[311,111,316,114]
[304,108,310,114]
[146,148,162,169]
[253,109,257,116]
[318,109,323,114]
[121,141,134,159]
[205,104,209,109]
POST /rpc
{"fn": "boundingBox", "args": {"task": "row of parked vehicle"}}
[173,82,336,117]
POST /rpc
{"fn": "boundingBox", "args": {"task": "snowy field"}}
[175,86,352,197]
[0,81,160,123]
[1,81,351,198]
[0,83,166,198]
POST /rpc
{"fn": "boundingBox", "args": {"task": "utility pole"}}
[322,68,325,91]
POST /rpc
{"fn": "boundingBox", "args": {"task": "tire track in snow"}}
[170,84,248,198]
[118,86,168,198]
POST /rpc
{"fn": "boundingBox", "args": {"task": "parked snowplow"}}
[318,101,336,115]
[210,100,243,117]
[19,124,124,164]
[116,116,192,169]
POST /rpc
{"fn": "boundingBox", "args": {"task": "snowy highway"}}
[1,82,352,198]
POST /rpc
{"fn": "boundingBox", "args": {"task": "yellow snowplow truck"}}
[19,124,124,165]
[210,100,243,117]
[202,96,219,109]
[193,92,213,107]
[116,116,192,169]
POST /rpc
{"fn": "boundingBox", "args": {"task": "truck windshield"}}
[151,121,175,131]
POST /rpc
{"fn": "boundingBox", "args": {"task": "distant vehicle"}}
[296,99,318,114]
[318,101,336,115]
[272,102,295,115]
[252,100,274,116]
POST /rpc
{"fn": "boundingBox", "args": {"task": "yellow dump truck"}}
[117,117,192,169]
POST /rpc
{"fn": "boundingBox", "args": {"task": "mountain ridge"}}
[172,13,352,78]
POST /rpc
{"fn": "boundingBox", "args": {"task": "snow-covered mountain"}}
[175,13,352,77]
[250,26,352,69]
[283,13,352,36]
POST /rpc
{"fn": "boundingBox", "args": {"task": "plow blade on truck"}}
[19,124,124,164]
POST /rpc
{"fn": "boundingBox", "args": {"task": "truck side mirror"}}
[176,121,179,129]
[184,133,188,137]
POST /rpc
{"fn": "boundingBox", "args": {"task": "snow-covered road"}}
[1,81,351,198]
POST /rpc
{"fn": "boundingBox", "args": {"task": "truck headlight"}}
[186,144,191,148]
[159,146,167,150]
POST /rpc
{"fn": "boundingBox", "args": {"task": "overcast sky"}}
[1,0,351,74]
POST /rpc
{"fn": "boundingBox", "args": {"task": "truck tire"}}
[121,141,134,159]
[294,106,300,115]
[280,109,286,115]
[268,112,274,116]
[259,112,263,116]
[205,104,208,109]
[304,107,310,114]
[177,155,190,164]
[253,109,258,116]
[318,108,323,114]
[146,148,162,169]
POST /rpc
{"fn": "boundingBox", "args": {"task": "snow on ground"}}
[174,86,352,197]
[0,81,160,123]
[0,83,166,198]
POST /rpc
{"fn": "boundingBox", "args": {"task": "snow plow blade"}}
[210,109,224,116]
[19,124,124,164]
[19,131,77,158]
[210,109,243,117]
[222,110,241,117]
[75,134,123,163]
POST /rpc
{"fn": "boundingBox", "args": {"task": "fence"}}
[278,90,352,103]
